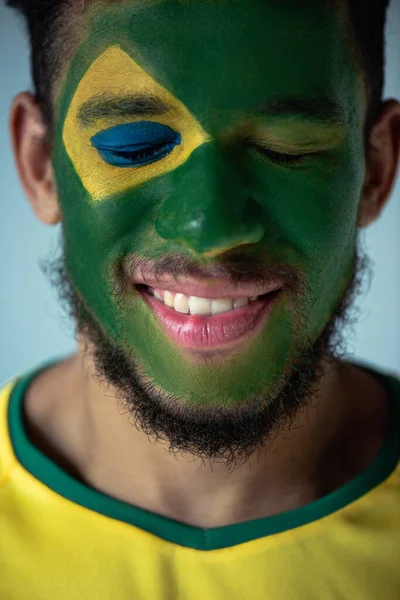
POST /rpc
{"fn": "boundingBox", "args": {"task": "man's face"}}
[51,0,367,463]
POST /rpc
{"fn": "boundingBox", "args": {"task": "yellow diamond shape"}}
[62,45,211,202]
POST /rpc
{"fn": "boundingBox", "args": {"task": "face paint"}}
[53,0,366,411]
[90,121,182,168]
[62,44,210,200]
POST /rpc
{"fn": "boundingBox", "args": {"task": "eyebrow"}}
[255,96,345,127]
[77,94,169,126]
[77,92,345,130]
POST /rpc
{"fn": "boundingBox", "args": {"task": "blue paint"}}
[90,121,182,167]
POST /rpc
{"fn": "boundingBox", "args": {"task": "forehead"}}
[58,0,361,122]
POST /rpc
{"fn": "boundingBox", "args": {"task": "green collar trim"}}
[7,357,400,551]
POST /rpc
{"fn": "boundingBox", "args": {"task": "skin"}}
[56,0,362,403]
[9,0,400,527]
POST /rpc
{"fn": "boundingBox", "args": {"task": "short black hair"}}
[5,0,391,150]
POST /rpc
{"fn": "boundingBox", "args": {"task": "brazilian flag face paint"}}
[53,0,366,406]
[62,43,210,201]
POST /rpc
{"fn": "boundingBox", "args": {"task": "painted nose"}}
[155,143,265,257]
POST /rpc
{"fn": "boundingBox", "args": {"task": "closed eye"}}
[90,121,181,168]
[252,146,309,165]
[96,141,177,167]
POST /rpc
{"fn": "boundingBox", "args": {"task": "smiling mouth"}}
[133,283,283,351]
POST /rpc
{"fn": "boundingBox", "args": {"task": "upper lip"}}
[130,274,284,299]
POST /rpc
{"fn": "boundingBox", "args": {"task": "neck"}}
[24,348,390,529]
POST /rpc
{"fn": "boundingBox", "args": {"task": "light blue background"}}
[0,2,399,384]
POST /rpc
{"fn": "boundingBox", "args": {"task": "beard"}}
[40,230,370,471]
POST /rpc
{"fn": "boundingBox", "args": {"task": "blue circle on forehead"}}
[90,121,181,150]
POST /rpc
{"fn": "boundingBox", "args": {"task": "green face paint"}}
[53,0,366,408]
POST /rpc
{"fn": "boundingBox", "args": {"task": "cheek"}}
[251,152,365,265]
[53,140,160,335]
[54,132,139,250]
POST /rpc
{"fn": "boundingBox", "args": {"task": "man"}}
[1,0,399,597]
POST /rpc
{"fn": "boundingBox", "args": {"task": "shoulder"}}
[0,374,20,486]
[0,358,63,487]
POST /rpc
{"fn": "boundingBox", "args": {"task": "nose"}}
[154,143,265,258]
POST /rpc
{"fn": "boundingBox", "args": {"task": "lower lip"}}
[135,285,281,351]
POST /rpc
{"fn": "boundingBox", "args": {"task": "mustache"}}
[120,250,305,295]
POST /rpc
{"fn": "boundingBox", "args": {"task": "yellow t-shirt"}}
[0,357,399,600]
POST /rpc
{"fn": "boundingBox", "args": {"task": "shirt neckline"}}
[7,356,400,551]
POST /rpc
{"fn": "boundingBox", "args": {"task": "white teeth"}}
[174,293,189,314]
[211,298,234,315]
[148,287,259,315]
[188,296,212,316]
[164,290,175,308]
[233,297,249,309]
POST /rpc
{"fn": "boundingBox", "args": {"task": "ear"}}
[358,99,400,228]
[9,92,61,225]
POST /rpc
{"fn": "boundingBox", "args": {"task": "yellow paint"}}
[63,45,211,202]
